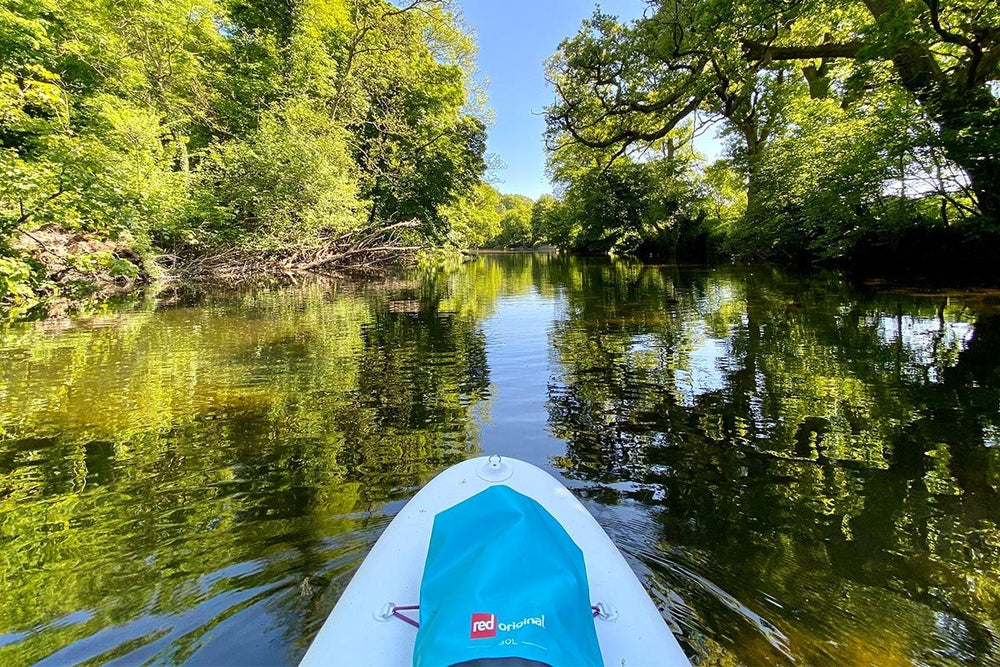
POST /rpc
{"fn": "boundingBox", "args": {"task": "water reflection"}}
[0,282,490,665]
[543,260,1000,664]
[1,255,999,665]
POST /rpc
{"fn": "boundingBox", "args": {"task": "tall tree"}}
[741,0,1000,221]
[547,0,1000,223]
[545,4,790,212]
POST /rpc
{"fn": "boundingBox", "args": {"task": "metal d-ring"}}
[477,454,514,482]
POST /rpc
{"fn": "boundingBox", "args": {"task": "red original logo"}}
[470,613,496,639]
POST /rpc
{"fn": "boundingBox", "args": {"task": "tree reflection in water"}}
[544,259,1000,664]
[1,255,998,665]
[0,283,491,665]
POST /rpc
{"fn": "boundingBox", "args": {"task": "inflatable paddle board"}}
[301,456,689,666]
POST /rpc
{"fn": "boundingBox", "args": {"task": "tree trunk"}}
[802,62,831,99]
[741,126,764,214]
[923,87,1000,222]
[965,159,1000,222]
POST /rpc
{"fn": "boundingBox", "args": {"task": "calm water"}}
[2,254,999,666]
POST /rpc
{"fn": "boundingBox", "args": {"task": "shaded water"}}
[2,254,999,665]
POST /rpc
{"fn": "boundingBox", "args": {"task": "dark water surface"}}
[2,254,999,666]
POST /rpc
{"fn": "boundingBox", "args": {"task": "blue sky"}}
[458,0,647,199]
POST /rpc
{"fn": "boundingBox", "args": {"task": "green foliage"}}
[0,254,37,302]
[441,187,547,250]
[66,251,139,279]
[739,92,911,259]
[441,182,502,248]
[545,0,1000,264]
[701,160,747,238]
[0,0,489,317]
[491,194,534,248]
[530,195,561,245]
[323,0,488,233]
[538,133,709,258]
[83,95,193,237]
[203,100,363,245]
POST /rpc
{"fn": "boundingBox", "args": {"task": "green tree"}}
[203,99,363,245]
[543,128,709,257]
[544,0,1000,263]
[440,181,502,248]
[546,6,791,214]
[331,0,487,232]
[0,0,491,318]
[741,0,1000,222]
[491,193,534,248]
[529,194,561,244]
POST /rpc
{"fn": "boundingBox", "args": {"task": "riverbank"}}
[8,227,1000,325]
[621,221,1000,286]
[1,222,446,323]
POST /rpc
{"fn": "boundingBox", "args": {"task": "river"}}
[1,253,998,665]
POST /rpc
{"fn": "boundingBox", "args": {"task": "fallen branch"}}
[300,245,424,271]
[173,223,429,283]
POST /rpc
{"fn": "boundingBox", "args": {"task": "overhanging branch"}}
[555,94,705,150]
[742,39,867,62]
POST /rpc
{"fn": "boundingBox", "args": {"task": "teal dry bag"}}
[412,485,604,667]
